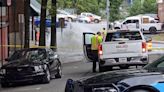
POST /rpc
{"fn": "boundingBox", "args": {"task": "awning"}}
[30,0,41,16]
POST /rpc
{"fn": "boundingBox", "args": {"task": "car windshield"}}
[9,49,45,61]
[144,56,164,72]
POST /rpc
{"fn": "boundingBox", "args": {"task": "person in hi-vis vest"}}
[91,32,103,72]
[100,28,107,39]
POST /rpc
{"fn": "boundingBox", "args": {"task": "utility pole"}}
[24,0,30,48]
[51,0,56,51]
[106,0,110,30]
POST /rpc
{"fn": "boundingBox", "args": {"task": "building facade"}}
[157,0,164,23]
[0,0,40,66]
[0,0,9,65]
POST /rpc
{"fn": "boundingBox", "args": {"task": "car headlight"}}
[34,65,43,72]
[92,87,118,92]
[0,69,6,74]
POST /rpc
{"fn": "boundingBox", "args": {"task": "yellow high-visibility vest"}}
[91,35,103,50]
[100,29,107,39]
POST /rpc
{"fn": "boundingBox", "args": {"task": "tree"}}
[109,0,123,22]
[129,0,142,16]
[129,0,157,16]
[142,0,157,14]
[50,0,57,51]
[24,0,30,48]
[39,0,48,46]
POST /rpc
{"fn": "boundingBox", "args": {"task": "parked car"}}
[77,16,91,23]
[65,55,164,92]
[80,12,101,23]
[57,10,77,22]
[0,48,62,87]
[83,30,148,72]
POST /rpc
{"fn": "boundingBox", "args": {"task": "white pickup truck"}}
[114,15,164,34]
[83,30,148,72]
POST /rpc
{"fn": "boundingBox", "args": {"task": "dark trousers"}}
[91,50,98,72]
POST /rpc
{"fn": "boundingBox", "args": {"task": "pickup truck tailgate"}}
[101,41,143,58]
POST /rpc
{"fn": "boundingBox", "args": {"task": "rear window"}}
[105,31,142,42]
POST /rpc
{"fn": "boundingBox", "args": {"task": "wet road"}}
[0,54,163,92]
[1,22,164,92]
[0,60,94,92]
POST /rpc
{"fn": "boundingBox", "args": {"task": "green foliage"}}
[142,0,157,14]
[128,0,142,16]
[109,0,123,22]
[47,0,56,17]
[129,0,157,16]
[56,0,123,21]
[57,0,100,15]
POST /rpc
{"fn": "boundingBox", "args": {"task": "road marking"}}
[73,66,78,69]
[14,87,41,92]
[36,87,41,90]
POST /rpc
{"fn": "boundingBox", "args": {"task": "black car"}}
[65,56,164,92]
[0,48,62,87]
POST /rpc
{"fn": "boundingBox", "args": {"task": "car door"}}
[83,32,95,62]
[122,20,132,30]
[122,19,139,30]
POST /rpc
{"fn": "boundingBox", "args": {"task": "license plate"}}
[119,58,127,62]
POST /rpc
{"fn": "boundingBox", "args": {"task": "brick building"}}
[0,0,40,65]
[0,0,10,65]
[157,0,164,23]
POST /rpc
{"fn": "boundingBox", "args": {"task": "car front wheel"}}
[55,65,62,78]
[1,82,9,88]
[42,67,51,83]
[94,19,99,23]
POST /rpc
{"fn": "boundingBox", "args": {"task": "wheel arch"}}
[124,85,160,92]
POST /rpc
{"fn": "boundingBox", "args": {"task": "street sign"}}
[7,0,11,6]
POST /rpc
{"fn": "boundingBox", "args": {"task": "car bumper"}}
[99,56,148,67]
[0,72,45,83]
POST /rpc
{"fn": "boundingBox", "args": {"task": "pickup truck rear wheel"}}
[99,66,105,72]
[149,27,157,34]
[99,66,112,72]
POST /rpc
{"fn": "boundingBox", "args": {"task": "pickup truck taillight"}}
[98,45,103,55]
[142,42,147,53]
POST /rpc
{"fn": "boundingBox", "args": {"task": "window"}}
[123,20,132,24]
[85,34,94,44]
[132,20,139,23]
[105,31,142,42]
[157,61,164,68]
